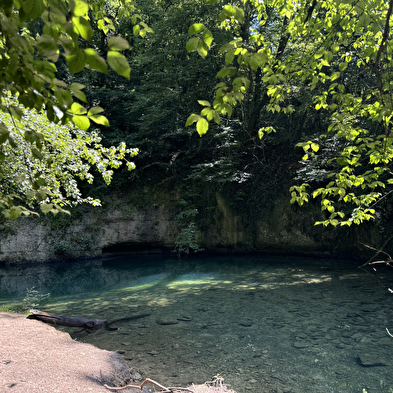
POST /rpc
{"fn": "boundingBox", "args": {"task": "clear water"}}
[1,254,393,393]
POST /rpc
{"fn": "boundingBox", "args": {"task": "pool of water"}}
[1,254,393,393]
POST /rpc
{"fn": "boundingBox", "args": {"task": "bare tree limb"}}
[358,236,393,268]
[104,378,193,392]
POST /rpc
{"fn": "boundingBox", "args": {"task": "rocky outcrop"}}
[0,190,383,263]
[0,205,177,263]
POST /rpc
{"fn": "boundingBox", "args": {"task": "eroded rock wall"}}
[0,190,382,263]
[0,205,177,263]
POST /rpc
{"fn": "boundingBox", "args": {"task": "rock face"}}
[0,189,382,263]
[0,205,178,263]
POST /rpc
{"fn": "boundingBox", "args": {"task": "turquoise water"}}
[1,254,393,393]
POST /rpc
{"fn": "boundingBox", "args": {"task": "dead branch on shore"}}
[104,377,193,392]
[104,375,236,393]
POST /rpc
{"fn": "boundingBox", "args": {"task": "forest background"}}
[1,0,393,260]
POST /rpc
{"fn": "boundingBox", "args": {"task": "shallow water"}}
[1,254,393,393]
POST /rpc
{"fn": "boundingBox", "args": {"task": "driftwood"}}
[104,375,236,393]
[104,377,192,392]
[27,309,151,331]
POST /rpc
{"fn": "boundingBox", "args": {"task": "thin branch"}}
[375,0,393,68]
[104,378,193,392]
[358,236,393,268]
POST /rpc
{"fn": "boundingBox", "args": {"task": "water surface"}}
[1,254,393,393]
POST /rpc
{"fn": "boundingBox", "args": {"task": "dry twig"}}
[358,237,393,268]
[104,377,193,392]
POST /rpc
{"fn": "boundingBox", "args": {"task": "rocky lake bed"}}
[1,255,393,393]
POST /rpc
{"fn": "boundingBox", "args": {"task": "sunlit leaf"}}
[89,114,109,126]
[107,51,131,79]
[72,16,93,41]
[196,117,208,136]
[108,36,130,51]
[73,0,89,16]
[188,23,204,34]
[72,115,90,130]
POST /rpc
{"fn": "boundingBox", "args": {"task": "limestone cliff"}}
[0,191,382,263]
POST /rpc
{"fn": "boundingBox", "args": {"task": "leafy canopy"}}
[0,95,137,220]
[186,0,393,227]
[0,0,151,219]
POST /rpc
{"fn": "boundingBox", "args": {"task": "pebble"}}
[239,321,253,327]
[177,316,192,322]
[293,341,311,348]
[156,319,178,325]
[357,353,388,367]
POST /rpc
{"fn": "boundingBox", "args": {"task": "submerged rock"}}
[293,341,311,349]
[357,354,388,367]
[177,316,192,322]
[156,319,178,325]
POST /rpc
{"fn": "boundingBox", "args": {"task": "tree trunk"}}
[27,309,150,331]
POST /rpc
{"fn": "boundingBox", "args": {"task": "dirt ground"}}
[0,312,235,393]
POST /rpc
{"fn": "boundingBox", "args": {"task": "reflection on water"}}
[1,254,393,393]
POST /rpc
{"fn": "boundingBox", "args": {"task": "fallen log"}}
[27,309,151,331]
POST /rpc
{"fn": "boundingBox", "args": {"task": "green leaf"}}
[108,36,130,51]
[331,72,341,81]
[225,51,235,65]
[196,117,209,136]
[23,0,45,19]
[85,48,108,74]
[339,62,347,71]
[250,52,269,71]
[198,100,211,107]
[72,16,93,41]
[72,115,90,130]
[31,147,43,160]
[89,114,110,126]
[186,37,199,52]
[72,0,89,16]
[66,50,87,74]
[185,113,200,127]
[107,51,131,79]
[35,34,57,56]
[0,127,9,144]
[202,29,213,48]
[70,83,87,103]
[88,106,105,116]
[217,68,231,78]
[133,25,140,36]
[70,102,87,115]
[40,203,54,215]
[188,23,204,34]
[196,41,208,58]
[235,7,245,23]
[311,143,319,152]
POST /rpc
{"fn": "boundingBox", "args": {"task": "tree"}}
[0,94,137,220]
[186,0,393,227]
[0,0,151,218]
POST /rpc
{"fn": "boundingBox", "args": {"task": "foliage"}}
[0,0,151,219]
[0,305,14,313]
[186,0,393,227]
[175,200,204,255]
[21,286,50,311]
[0,95,138,219]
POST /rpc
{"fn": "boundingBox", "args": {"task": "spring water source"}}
[1,254,393,393]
